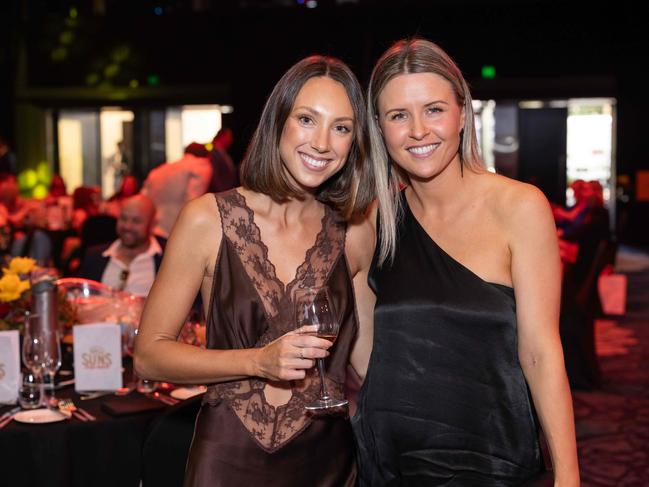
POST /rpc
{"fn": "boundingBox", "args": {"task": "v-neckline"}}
[402,190,514,292]
[235,189,330,295]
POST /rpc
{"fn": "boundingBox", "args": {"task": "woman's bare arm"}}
[347,204,377,381]
[508,185,580,487]
[134,194,331,384]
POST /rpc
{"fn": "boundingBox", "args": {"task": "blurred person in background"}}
[78,194,163,297]
[62,186,117,276]
[47,174,68,200]
[109,174,140,204]
[0,173,28,229]
[141,142,212,238]
[207,127,238,193]
[0,205,13,259]
[10,201,53,266]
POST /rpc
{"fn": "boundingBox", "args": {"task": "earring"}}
[459,128,465,177]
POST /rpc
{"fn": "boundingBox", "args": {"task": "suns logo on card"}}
[81,346,113,369]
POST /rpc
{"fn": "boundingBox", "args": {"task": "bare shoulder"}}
[166,193,223,262]
[176,193,222,234]
[480,173,552,228]
[345,200,378,276]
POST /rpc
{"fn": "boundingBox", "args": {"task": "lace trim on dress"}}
[204,190,347,452]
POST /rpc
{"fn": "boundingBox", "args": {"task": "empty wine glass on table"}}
[21,316,45,407]
[294,287,348,411]
[41,330,62,408]
[118,326,157,395]
[22,313,62,408]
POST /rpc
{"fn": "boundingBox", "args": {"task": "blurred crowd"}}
[0,128,237,300]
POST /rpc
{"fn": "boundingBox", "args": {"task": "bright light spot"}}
[219,105,234,114]
[154,6,163,15]
[33,184,49,199]
[306,0,317,7]
[147,74,160,86]
[481,65,496,79]
[18,170,38,189]
[36,162,51,184]
[129,79,139,88]
[518,100,544,109]
[69,7,78,19]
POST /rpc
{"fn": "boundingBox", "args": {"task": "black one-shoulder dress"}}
[353,192,544,486]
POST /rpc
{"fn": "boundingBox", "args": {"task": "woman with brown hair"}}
[134,55,376,486]
[352,39,579,486]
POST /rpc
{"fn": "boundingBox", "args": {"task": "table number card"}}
[73,323,123,392]
[0,330,20,404]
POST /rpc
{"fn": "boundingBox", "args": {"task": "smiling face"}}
[278,76,355,193]
[378,72,465,182]
[117,196,155,249]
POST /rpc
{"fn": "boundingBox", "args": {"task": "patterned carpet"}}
[573,250,649,486]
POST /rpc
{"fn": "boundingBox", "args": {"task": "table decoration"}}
[0,257,76,332]
[73,323,122,392]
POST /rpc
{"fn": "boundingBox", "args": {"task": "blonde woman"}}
[352,39,579,487]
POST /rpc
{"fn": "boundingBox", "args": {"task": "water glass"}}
[18,372,42,409]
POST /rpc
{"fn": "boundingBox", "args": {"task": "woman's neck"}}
[245,189,323,228]
[407,158,474,216]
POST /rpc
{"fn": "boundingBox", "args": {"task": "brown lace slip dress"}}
[183,190,357,487]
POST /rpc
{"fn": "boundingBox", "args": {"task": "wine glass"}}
[116,323,137,395]
[22,317,45,394]
[294,287,348,410]
[41,330,62,408]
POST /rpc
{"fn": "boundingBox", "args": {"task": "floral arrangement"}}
[0,257,77,332]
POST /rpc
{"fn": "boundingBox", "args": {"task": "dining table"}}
[0,361,199,487]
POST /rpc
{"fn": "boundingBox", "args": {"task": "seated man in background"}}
[78,194,164,297]
[141,142,212,238]
[10,202,53,266]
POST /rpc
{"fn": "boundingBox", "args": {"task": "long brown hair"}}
[240,55,373,219]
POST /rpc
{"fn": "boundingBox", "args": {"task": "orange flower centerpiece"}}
[0,257,77,331]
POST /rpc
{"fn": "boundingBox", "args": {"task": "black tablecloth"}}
[0,364,176,487]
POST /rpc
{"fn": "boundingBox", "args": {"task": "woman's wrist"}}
[243,347,261,378]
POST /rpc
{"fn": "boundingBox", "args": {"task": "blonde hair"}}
[368,38,486,265]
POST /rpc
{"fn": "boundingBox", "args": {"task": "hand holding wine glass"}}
[294,287,348,410]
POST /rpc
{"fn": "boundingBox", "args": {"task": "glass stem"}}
[37,372,45,408]
[316,358,330,401]
[48,372,56,407]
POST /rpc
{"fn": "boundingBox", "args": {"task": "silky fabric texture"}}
[184,190,357,487]
[353,192,543,486]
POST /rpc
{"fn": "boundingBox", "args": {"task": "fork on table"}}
[58,399,97,422]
